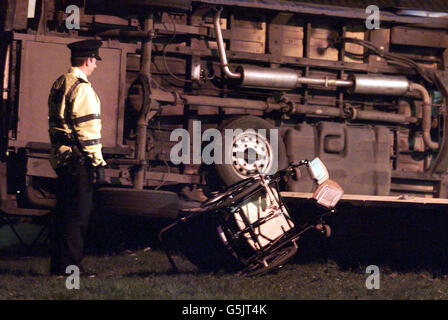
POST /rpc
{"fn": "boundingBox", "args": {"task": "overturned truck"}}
[2,0,448,220]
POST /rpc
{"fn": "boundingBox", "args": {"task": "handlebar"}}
[289,160,310,168]
[269,160,310,180]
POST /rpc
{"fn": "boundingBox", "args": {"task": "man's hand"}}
[94,165,108,186]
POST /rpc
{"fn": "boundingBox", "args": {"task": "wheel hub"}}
[231,131,273,178]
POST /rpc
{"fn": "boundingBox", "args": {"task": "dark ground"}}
[2,200,448,277]
[1,201,448,300]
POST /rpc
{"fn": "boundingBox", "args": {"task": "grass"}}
[2,203,448,300]
[1,247,448,300]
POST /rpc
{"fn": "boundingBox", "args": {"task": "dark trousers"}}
[50,162,94,274]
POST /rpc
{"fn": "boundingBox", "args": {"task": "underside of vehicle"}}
[2,0,448,218]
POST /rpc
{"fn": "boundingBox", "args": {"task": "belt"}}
[51,131,76,146]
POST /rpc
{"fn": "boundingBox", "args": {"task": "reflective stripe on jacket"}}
[48,67,106,168]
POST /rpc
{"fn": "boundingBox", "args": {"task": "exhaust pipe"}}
[214,8,241,80]
[348,74,410,96]
[238,65,353,89]
[410,83,438,150]
[213,8,352,89]
[213,9,436,149]
[213,9,422,95]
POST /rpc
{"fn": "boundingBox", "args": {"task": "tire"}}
[216,116,288,186]
[242,244,298,277]
[95,188,179,219]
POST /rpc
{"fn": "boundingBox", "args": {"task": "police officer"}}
[48,39,106,276]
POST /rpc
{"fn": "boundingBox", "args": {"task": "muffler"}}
[213,8,436,150]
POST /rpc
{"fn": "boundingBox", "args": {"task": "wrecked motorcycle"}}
[159,158,344,276]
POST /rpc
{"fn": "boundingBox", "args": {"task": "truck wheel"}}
[215,116,288,186]
[95,188,179,219]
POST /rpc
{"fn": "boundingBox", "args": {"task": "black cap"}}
[67,39,102,60]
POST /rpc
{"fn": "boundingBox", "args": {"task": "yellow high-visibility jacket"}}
[48,67,106,168]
